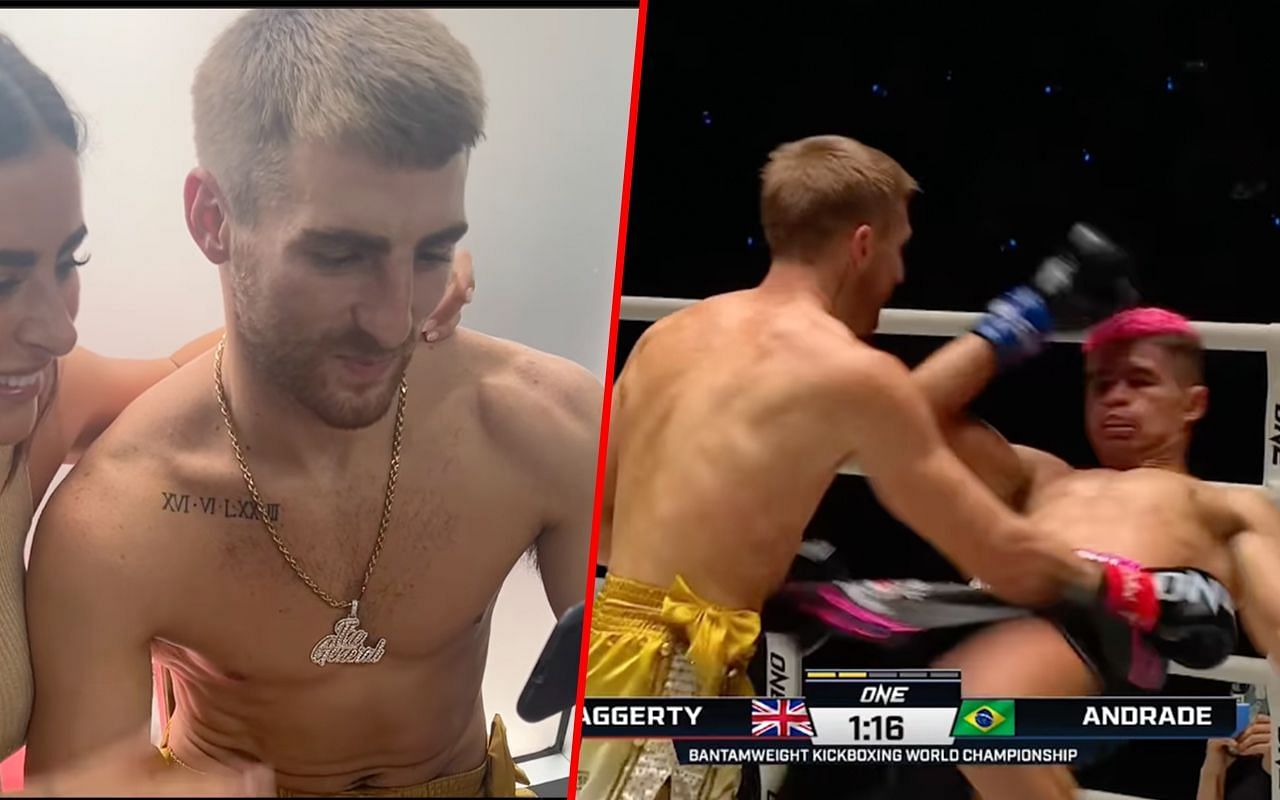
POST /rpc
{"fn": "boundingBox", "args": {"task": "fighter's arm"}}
[23,467,164,778]
[912,331,1071,508]
[832,348,1098,607]
[906,222,1143,504]
[911,333,1002,422]
[1224,487,1280,657]
[530,360,605,618]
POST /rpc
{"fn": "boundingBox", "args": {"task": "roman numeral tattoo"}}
[160,492,281,522]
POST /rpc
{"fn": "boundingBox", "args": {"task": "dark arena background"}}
[613,4,1280,799]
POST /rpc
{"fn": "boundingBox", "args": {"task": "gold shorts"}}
[576,574,761,800]
[160,714,535,797]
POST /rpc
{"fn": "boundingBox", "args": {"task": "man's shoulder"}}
[46,355,220,528]
[438,328,601,413]
[805,336,910,399]
[88,350,219,459]
[34,439,179,599]
[44,438,180,542]
[432,329,602,460]
[1217,482,1279,524]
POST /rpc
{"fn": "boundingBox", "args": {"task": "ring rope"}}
[620,296,1280,352]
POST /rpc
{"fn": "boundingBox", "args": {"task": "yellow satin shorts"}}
[576,574,761,800]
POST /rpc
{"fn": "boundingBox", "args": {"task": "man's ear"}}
[849,224,873,266]
[184,168,232,265]
[1185,384,1209,426]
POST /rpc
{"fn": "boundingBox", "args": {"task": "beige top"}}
[0,446,33,760]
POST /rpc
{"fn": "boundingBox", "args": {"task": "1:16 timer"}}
[848,714,905,742]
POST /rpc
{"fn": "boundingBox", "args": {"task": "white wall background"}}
[0,7,635,764]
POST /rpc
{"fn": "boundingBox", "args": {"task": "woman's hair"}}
[0,34,83,158]
[0,34,82,486]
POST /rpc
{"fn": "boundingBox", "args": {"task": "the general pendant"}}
[310,600,386,666]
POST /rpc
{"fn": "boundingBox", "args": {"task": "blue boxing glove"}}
[974,223,1139,369]
[972,286,1054,369]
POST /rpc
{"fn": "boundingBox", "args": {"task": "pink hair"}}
[1082,307,1199,354]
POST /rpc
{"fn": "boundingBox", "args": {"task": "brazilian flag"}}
[952,700,1016,736]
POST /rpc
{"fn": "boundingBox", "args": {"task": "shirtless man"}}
[577,137,1216,800]
[904,295,1280,800]
[23,10,601,797]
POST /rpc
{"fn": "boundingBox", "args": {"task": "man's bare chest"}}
[1028,469,1237,579]
[148,456,544,681]
[1031,469,1203,526]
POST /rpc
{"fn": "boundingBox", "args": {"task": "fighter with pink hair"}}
[1083,306,1200,352]
[883,229,1280,800]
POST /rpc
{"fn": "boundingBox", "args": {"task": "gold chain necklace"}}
[214,336,407,666]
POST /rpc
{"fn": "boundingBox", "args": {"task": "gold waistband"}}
[591,574,677,635]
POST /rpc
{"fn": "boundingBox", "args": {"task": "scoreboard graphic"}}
[805,669,960,746]
[580,668,1250,766]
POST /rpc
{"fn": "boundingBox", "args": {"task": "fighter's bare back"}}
[606,291,887,611]
[25,330,592,793]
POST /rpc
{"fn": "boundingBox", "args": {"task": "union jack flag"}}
[750,698,814,737]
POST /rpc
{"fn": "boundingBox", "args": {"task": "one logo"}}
[1155,570,1235,614]
[952,700,1016,736]
[751,699,814,738]
[764,633,800,698]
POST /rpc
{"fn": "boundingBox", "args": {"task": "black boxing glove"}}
[1062,562,1236,685]
[1031,222,1140,329]
[1144,567,1237,669]
[973,222,1139,369]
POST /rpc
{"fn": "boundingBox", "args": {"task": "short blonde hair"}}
[192,9,487,222]
[760,135,918,261]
